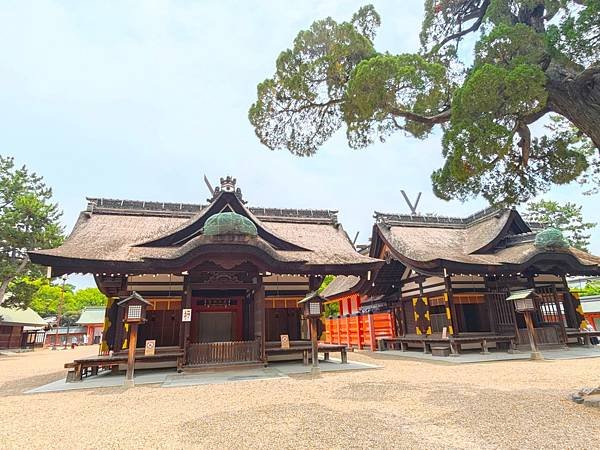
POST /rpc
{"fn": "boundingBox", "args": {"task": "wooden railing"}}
[186,340,261,366]
[323,313,395,351]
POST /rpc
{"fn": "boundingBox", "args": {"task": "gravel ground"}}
[1,346,600,449]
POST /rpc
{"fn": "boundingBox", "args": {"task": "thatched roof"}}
[373,207,600,275]
[30,189,381,276]
[320,275,361,299]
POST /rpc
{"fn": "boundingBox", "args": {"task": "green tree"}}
[250,2,600,205]
[524,199,596,250]
[0,156,63,307]
[318,275,341,316]
[573,281,600,296]
[26,279,107,319]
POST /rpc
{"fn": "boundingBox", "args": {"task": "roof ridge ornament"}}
[206,175,247,204]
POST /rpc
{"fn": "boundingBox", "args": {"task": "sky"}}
[2,0,598,289]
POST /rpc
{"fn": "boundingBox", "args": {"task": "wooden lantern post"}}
[506,289,542,360]
[299,291,325,376]
[117,291,151,387]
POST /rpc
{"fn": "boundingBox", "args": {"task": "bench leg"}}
[400,342,407,352]
[303,350,309,365]
[450,341,459,357]
[423,342,429,354]
[377,339,385,351]
[480,339,490,355]
[177,356,183,372]
[91,366,98,376]
[584,335,592,348]
[323,352,330,361]
[75,364,82,381]
[341,349,348,364]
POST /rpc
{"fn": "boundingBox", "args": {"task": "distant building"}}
[0,306,47,350]
[76,306,106,344]
[44,326,87,347]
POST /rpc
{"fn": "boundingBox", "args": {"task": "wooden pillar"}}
[254,277,266,363]
[551,283,568,345]
[356,314,363,350]
[180,276,192,366]
[524,310,542,360]
[345,316,351,346]
[561,275,580,328]
[310,317,319,374]
[125,323,138,387]
[443,271,458,337]
[368,312,377,351]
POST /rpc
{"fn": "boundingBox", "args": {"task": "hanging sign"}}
[182,308,192,322]
[145,340,156,356]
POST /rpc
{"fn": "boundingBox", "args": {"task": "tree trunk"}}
[546,62,600,150]
[0,279,10,305]
[0,256,30,305]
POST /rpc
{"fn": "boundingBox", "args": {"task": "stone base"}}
[583,394,600,408]
[530,351,543,360]
[569,387,600,406]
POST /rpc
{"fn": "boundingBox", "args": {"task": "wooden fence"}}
[186,340,261,366]
[323,313,395,351]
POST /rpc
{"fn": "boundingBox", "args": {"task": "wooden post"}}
[254,277,266,363]
[523,311,542,360]
[368,312,377,351]
[310,317,319,375]
[345,316,351,347]
[124,323,138,387]
[443,270,458,337]
[356,314,363,350]
[551,283,568,347]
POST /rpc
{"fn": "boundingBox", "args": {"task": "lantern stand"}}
[298,291,325,376]
[117,291,151,387]
[506,289,543,360]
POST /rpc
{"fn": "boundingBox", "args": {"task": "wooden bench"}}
[377,335,516,356]
[65,349,184,382]
[265,341,348,364]
[566,330,600,347]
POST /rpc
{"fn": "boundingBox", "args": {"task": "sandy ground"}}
[1,346,600,449]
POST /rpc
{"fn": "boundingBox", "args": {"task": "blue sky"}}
[3,1,598,288]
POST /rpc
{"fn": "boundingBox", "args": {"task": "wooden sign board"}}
[145,340,156,356]
[182,308,192,322]
[280,334,290,349]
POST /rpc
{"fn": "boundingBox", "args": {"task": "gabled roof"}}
[320,275,361,299]
[0,306,46,327]
[29,179,381,276]
[76,306,106,325]
[371,207,600,275]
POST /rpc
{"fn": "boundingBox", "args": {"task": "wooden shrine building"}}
[29,177,381,368]
[323,207,600,354]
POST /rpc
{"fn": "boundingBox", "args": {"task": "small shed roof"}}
[76,306,106,325]
[581,295,600,314]
[0,306,47,327]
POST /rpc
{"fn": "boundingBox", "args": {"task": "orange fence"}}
[323,312,395,351]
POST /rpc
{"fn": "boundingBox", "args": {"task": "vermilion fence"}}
[323,312,395,351]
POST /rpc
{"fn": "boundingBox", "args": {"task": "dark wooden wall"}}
[0,325,23,349]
